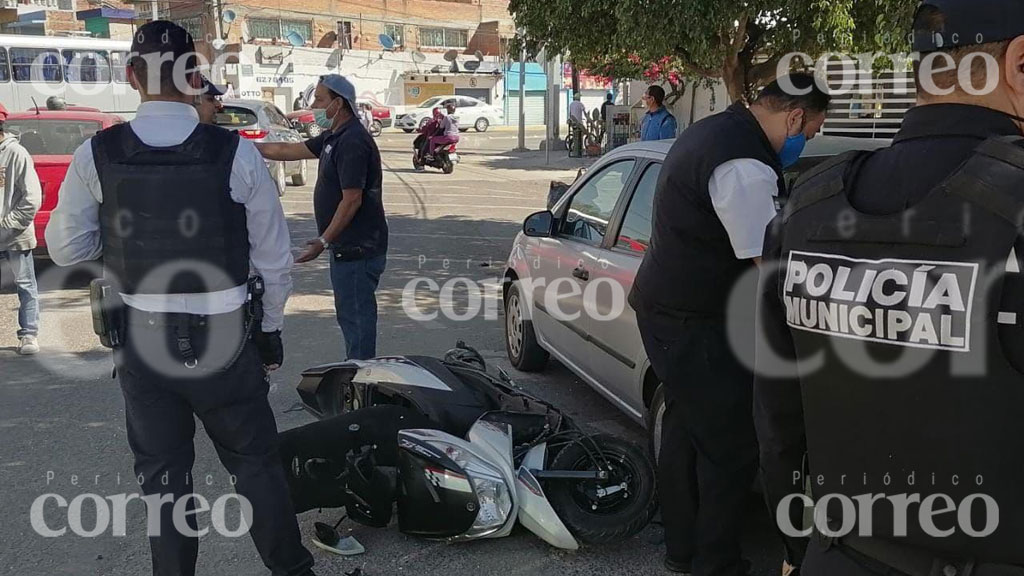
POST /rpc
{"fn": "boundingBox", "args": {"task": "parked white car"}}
[396,95,504,133]
[501,135,890,459]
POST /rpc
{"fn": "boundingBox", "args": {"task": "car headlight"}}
[432,441,513,538]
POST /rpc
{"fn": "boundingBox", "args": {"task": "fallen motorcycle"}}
[281,343,657,549]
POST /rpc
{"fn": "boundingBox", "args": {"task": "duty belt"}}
[814,529,1024,576]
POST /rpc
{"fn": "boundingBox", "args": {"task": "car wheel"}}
[474,117,489,132]
[306,123,323,137]
[370,120,383,137]
[274,162,287,197]
[291,160,307,186]
[504,280,548,371]
[647,384,667,465]
[402,128,414,134]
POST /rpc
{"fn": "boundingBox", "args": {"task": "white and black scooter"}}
[281,343,657,550]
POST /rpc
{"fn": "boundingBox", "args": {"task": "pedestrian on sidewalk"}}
[0,102,42,355]
[640,85,678,141]
[255,74,389,360]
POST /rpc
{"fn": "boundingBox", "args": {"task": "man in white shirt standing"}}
[45,21,315,576]
[629,74,830,576]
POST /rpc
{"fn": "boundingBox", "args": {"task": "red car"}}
[286,100,392,138]
[5,110,126,257]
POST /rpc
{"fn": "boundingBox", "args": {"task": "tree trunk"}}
[722,60,746,104]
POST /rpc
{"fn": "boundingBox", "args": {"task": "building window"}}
[248,18,311,43]
[419,27,468,49]
[172,15,203,40]
[11,48,62,83]
[382,23,403,48]
[26,0,74,10]
[338,21,352,49]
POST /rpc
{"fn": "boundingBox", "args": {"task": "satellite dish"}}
[449,61,459,73]
[473,50,484,61]
[285,31,305,47]
[411,51,427,63]
[464,60,480,72]
[430,65,443,73]
[222,9,236,23]
[326,48,343,69]
[443,49,459,62]
[378,34,395,50]
[211,38,226,50]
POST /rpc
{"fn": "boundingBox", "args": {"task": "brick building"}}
[0,0,137,37]
[167,0,511,57]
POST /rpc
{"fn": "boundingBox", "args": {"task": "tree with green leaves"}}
[509,0,919,102]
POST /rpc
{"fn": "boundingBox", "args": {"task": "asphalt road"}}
[0,131,779,576]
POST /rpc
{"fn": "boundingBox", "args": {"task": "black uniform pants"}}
[636,308,758,576]
[115,309,314,576]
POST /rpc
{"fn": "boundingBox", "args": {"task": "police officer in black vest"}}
[629,74,830,576]
[45,21,315,576]
[756,2,1024,575]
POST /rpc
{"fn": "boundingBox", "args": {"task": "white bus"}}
[0,34,140,116]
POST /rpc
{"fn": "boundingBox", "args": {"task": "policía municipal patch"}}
[783,251,978,352]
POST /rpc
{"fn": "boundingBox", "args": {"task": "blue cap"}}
[318,73,357,111]
[913,0,1024,53]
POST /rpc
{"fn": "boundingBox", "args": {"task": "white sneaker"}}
[17,335,39,355]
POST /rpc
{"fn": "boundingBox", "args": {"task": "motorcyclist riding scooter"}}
[412,100,460,173]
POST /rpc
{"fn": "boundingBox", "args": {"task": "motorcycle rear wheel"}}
[545,434,657,544]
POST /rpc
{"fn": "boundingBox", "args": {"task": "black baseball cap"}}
[130,20,197,69]
[201,75,224,97]
[913,0,1024,53]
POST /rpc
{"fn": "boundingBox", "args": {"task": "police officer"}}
[44,21,315,576]
[629,73,830,576]
[255,74,388,360]
[756,2,1024,575]
[196,75,225,124]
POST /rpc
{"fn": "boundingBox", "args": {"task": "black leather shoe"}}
[664,557,692,574]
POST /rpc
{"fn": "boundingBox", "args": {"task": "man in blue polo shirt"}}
[255,74,388,360]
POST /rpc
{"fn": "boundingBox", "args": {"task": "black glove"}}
[253,330,283,368]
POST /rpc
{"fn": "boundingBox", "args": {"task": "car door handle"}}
[572,267,590,281]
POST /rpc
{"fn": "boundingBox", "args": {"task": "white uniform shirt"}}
[708,158,780,260]
[45,101,293,332]
[569,100,586,125]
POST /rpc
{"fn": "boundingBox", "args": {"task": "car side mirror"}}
[523,211,554,238]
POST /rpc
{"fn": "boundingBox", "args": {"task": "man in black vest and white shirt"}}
[45,21,315,576]
[629,73,830,576]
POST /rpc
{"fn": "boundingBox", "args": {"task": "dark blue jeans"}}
[1,249,40,338]
[329,254,386,360]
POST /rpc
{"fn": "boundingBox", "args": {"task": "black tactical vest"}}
[780,137,1024,562]
[93,123,249,295]
[631,102,785,317]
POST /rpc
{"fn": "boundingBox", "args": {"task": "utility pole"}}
[150,0,158,21]
[516,33,527,152]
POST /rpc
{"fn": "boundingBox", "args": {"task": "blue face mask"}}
[779,132,807,168]
[312,109,332,129]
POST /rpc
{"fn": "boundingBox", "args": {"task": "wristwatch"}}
[317,236,329,249]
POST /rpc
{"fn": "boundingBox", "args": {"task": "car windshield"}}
[214,106,259,127]
[418,97,449,109]
[5,119,103,155]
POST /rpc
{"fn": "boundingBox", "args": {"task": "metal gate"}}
[505,91,546,126]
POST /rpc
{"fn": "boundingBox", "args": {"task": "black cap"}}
[130,20,197,69]
[201,75,224,97]
[913,0,1024,53]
